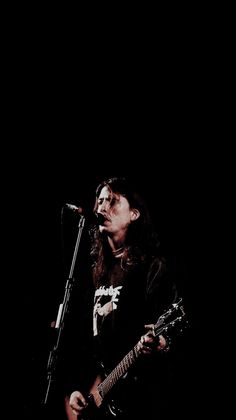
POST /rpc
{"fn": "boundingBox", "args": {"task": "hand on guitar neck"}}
[137,324,170,354]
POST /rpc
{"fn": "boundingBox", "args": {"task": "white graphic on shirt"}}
[93,285,123,336]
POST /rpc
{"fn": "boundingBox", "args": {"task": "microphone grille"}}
[65,203,84,213]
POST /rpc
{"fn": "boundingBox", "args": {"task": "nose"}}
[97,200,109,214]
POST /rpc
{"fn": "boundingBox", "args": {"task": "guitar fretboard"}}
[98,343,140,398]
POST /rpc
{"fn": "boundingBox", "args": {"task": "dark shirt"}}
[90,254,180,419]
[60,253,184,420]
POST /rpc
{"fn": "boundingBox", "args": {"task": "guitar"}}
[65,298,186,420]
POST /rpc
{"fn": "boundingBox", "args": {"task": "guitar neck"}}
[97,343,140,398]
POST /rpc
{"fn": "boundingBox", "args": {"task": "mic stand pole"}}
[43,214,85,406]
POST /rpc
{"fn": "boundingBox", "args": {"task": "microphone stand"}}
[43,214,85,406]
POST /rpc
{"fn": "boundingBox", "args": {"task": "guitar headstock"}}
[154,298,187,338]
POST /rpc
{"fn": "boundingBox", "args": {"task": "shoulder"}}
[146,255,178,295]
[148,255,167,279]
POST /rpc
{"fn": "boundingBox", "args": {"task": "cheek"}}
[118,214,132,227]
[110,206,132,225]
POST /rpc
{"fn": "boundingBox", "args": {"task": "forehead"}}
[98,185,113,198]
[97,186,127,206]
[97,186,130,209]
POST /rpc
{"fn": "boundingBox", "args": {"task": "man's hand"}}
[137,324,169,354]
[65,390,88,419]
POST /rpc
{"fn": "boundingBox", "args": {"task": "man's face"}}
[96,186,134,236]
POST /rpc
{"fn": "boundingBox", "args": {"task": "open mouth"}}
[96,213,110,225]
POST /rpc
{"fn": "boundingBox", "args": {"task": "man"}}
[65,177,184,419]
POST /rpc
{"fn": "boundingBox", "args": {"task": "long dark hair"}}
[89,177,160,286]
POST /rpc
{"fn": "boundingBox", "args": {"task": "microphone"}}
[65,203,84,214]
[64,203,103,225]
[65,203,103,225]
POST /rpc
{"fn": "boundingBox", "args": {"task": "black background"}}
[2,12,228,417]
[2,12,229,417]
